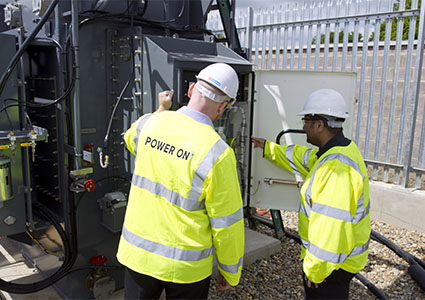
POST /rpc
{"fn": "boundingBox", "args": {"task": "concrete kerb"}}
[370,181,425,233]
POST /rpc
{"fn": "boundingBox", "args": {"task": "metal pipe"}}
[264,178,303,188]
[71,0,81,169]
[16,29,34,230]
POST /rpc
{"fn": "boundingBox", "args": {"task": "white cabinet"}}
[249,70,357,210]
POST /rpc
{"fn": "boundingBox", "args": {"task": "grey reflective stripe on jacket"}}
[303,152,368,224]
[301,237,370,264]
[132,174,206,211]
[218,256,244,273]
[286,145,301,175]
[187,139,229,204]
[131,138,229,212]
[302,149,312,172]
[122,226,213,261]
[209,208,243,228]
[134,114,153,154]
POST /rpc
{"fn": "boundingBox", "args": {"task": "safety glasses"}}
[225,98,236,109]
[301,116,321,125]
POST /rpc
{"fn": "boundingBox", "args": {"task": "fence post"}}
[247,7,254,62]
[403,2,425,188]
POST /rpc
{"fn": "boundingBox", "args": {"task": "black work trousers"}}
[124,268,211,300]
[302,268,356,300]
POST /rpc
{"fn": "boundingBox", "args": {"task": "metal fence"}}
[207,0,425,189]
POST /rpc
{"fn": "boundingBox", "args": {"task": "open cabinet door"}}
[250,70,356,211]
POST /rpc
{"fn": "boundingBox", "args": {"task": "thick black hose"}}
[0,204,75,294]
[408,264,425,291]
[355,273,388,300]
[0,0,60,98]
[371,230,425,269]
[252,215,388,299]
[371,230,425,291]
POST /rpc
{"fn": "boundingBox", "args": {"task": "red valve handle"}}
[84,179,96,192]
[90,255,107,266]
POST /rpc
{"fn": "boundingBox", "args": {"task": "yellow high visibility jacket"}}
[117,106,244,285]
[264,134,370,283]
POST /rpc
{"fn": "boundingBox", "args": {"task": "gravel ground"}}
[208,211,425,300]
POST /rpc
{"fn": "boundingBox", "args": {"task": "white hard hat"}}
[298,89,349,119]
[196,63,239,100]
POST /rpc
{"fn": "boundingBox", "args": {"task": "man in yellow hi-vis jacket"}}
[117,63,244,299]
[252,89,370,300]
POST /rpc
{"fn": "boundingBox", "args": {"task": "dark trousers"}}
[124,268,211,300]
[302,268,356,300]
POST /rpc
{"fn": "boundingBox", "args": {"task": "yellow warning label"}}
[20,143,31,147]
[0,145,9,150]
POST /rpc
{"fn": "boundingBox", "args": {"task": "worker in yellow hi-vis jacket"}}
[251,89,370,300]
[117,63,244,300]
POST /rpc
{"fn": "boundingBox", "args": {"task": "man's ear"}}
[218,101,227,114]
[316,120,326,132]
[188,83,195,98]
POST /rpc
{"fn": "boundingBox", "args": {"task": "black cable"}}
[371,230,425,291]
[355,273,388,300]
[371,230,425,269]
[35,37,64,53]
[0,20,75,115]
[0,50,75,115]
[0,0,60,99]
[103,69,134,149]
[0,98,34,131]
[25,112,33,129]
[0,76,74,114]
[78,12,218,41]
[2,102,14,131]
[0,204,74,294]
[252,214,388,300]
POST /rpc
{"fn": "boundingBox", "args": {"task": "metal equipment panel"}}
[0,33,27,236]
[250,70,356,210]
